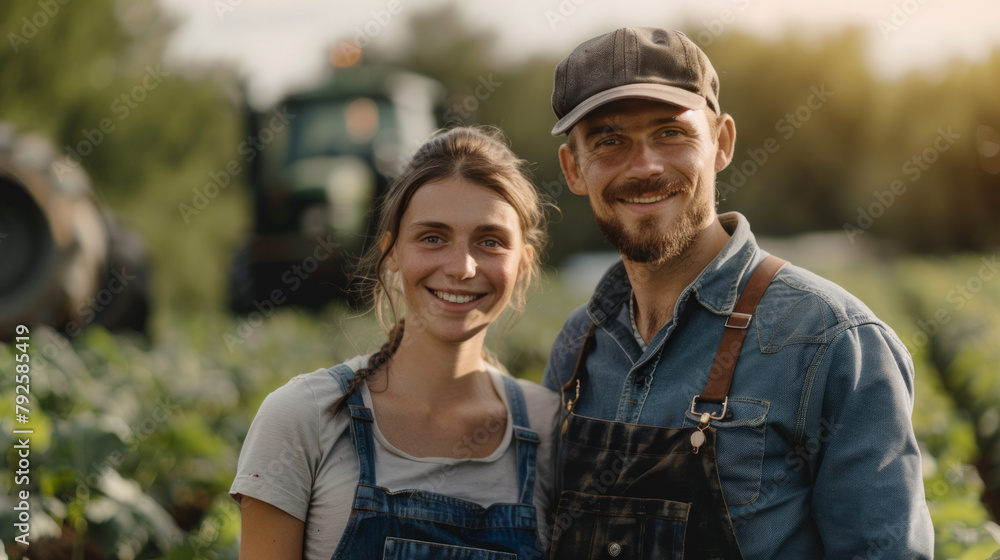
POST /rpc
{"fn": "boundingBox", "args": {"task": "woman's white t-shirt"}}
[230,354,560,560]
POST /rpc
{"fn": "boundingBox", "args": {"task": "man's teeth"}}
[434,291,482,304]
[625,193,670,204]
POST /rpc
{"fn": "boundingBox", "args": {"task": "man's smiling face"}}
[560,98,734,265]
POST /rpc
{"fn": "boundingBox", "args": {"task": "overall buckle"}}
[725,312,752,329]
[690,395,728,420]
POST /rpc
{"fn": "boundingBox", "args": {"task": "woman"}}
[230,126,558,559]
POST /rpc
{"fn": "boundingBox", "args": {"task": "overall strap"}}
[562,322,598,413]
[501,375,539,505]
[697,255,788,407]
[328,363,377,486]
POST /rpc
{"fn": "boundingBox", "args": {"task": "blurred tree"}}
[2,0,230,203]
[7,0,997,315]
[708,29,879,236]
[365,9,1000,263]
[1,0,245,316]
[360,5,611,265]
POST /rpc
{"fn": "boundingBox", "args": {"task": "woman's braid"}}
[330,320,405,417]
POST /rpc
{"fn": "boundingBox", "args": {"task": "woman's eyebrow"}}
[408,221,512,234]
[473,224,513,235]
[408,220,452,231]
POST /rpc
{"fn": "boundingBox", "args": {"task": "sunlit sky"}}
[159,0,1000,105]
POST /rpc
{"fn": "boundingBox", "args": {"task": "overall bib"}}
[328,364,543,560]
[549,256,786,560]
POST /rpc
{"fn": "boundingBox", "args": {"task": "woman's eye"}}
[423,235,442,244]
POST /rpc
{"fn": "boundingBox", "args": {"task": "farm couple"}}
[230,28,934,559]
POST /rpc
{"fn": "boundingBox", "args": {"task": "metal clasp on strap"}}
[563,379,581,412]
[725,312,753,329]
[690,395,728,420]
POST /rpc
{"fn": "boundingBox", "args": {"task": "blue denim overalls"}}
[549,256,786,559]
[327,364,543,559]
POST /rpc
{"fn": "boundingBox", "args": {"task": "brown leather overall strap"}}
[561,322,596,410]
[698,255,788,404]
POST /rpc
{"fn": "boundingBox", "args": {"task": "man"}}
[541,28,934,559]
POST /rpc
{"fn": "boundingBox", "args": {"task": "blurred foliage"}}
[4,0,998,314]
[3,0,1000,558]
[0,307,371,558]
[4,257,1000,557]
[0,0,246,318]
[359,6,1000,261]
[819,254,1000,558]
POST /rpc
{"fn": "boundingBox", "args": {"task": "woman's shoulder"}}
[512,377,560,410]
[486,369,560,429]
[516,378,560,430]
[258,355,372,416]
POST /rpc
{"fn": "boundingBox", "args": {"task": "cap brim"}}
[550,84,707,136]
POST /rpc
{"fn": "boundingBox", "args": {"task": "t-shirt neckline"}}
[359,368,515,465]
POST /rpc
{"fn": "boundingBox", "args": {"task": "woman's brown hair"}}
[331,125,550,416]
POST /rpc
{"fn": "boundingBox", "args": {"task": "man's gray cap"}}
[551,27,721,136]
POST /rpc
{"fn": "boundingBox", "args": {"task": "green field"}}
[3,0,999,556]
[2,253,1000,558]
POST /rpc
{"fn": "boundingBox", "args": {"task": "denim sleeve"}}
[810,322,934,558]
[541,305,591,393]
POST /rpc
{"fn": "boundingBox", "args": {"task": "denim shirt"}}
[542,212,934,559]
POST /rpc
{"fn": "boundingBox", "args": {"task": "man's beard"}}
[593,175,712,265]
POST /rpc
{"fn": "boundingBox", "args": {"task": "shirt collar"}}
[628,290,647,351]
[586,212,765,325]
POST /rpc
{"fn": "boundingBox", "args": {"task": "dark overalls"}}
[548,256,787,559]
[328,364,544,559]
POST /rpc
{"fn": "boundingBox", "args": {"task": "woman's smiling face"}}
[384,176,527,345]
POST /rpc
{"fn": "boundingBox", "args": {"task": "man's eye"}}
[596,137,619,147]
[482,239,501,248]
[423,235,442,244]
[661,129,680,137]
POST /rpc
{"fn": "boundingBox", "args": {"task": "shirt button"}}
[609,542,621,556]
[633,374,645,385]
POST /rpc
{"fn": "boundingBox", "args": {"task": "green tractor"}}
[229,65,445,313]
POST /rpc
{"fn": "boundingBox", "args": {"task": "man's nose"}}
[625,142,666,181]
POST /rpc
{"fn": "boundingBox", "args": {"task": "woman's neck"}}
[374,327,494,405]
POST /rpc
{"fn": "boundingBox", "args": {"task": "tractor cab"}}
[230,65,445,312]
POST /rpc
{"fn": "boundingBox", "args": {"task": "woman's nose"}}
[443,245,477,279]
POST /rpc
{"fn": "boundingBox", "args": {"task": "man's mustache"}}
[602,175,687,205]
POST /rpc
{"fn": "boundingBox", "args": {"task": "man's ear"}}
[559,143,589,196]
[380,233,398,273]
[714,113,736,173]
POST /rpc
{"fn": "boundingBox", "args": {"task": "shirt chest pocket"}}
[683,398,769,507]
[383,537,517,559]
